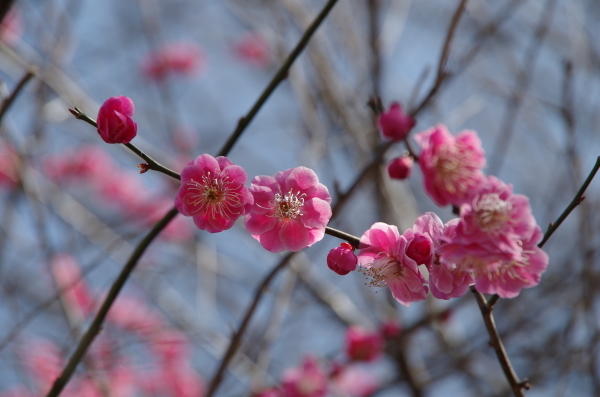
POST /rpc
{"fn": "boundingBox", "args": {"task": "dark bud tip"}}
[138,163,151,174]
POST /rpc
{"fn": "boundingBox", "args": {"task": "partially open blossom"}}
[245,167,331,252]
[142,42,205,81]
[175,154,253,233]
[96,96,137,144]
[327,242,357,275]
[234,32,272,68]
[387,155,413,180]
[377,102,415,141]
[414,124,485,207]
[281,355,328,397]
[358,222,428,306]
[345,326,384,362]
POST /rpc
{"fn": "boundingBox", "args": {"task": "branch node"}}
[138,163,151,174]
[519,379,532,390]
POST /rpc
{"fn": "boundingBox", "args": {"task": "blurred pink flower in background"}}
[281,355,328,397]
[358,222,428,306]
[327,242,357,275]
[345,326,384,362]
[233,32,272,68]
[377,103,415,141]
[245,167,331,252]
[141,42,205,81]
[175,153,253,233]
[0,144,19,189]
[44,146,112,182]
[333,365,379,397]
[96,96,138,144]
[51,254,95,318]
[0,7,22,45]
[414,124,486,207]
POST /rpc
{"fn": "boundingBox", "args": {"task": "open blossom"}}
[327,242,357,275]
[414,124,485,207]
[377,102,415,141]
[175,154,253,233]
[142,42,205,81]
[281,355,328,397]
[245,167,331,252]
[358,222,428,306]
[345,326,384,362]
[97,96,137,144]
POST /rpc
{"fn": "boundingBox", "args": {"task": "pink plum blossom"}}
[44,146,112,182]
[0,7,22,45]
[96,96,137,144]
[377,103,415,141]
[51,254,94,318]
[387,155,414,180]
[175,154,253,233]
[245,167,332,252]
[141,42,205,81]
[345,326,384,362]
[327,242,358,275]
[281,355,328,397]
[0,144,19,189]
[358,223,428,306]
[234,32,272,68]
[414,124,486,207]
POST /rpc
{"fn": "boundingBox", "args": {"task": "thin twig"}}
[471,286,529,397]
[69,108,181,180]
[0,69,36,124]
[538,156,600,248]
[45,207,179,397]
[216,0,340,157]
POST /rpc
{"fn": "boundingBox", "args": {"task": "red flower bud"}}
[327,242,357,275]
[377,102,415,141]
[387,156,414,180]
[96,96,137,144]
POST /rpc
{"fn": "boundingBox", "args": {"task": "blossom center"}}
[473,193,512,233]
[462,254,528,282]
[433,143,479,193]
[272,189,305,220]
[185,172,243,219]
[363,254,403,288]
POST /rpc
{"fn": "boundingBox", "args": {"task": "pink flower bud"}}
[377,102,415,141]
[405,234,432,265]
[387,155,414,180]
[345,326,384,362]
[327,242,357,275]
[96,96,137,144]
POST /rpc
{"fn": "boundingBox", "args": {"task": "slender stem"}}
[45,207,179,397]
[216,0,340,157]
[69,108,181,180]
[204,253,295,397]
[471,286,529,397]
[0,69,36,124]
[325,226,361,248]
[538,156,600,248]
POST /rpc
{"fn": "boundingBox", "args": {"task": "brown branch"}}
[0,69,36,124]
[45,207,179,397]
[471,286,529,396]
[69,108,181,180]
[216,0,340,157]
[324,226,360,248]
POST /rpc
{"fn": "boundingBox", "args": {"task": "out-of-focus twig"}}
[0,69,36,124]
[217,0,341,157]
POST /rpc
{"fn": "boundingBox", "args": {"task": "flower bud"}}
[405,234,433,265]
[387,155,413,180]
[345,326,384,362]
[377,102,415,141]
[96,96,137,144]
[327,242,357,275]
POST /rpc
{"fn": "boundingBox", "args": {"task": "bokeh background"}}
[0,0,599,396]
